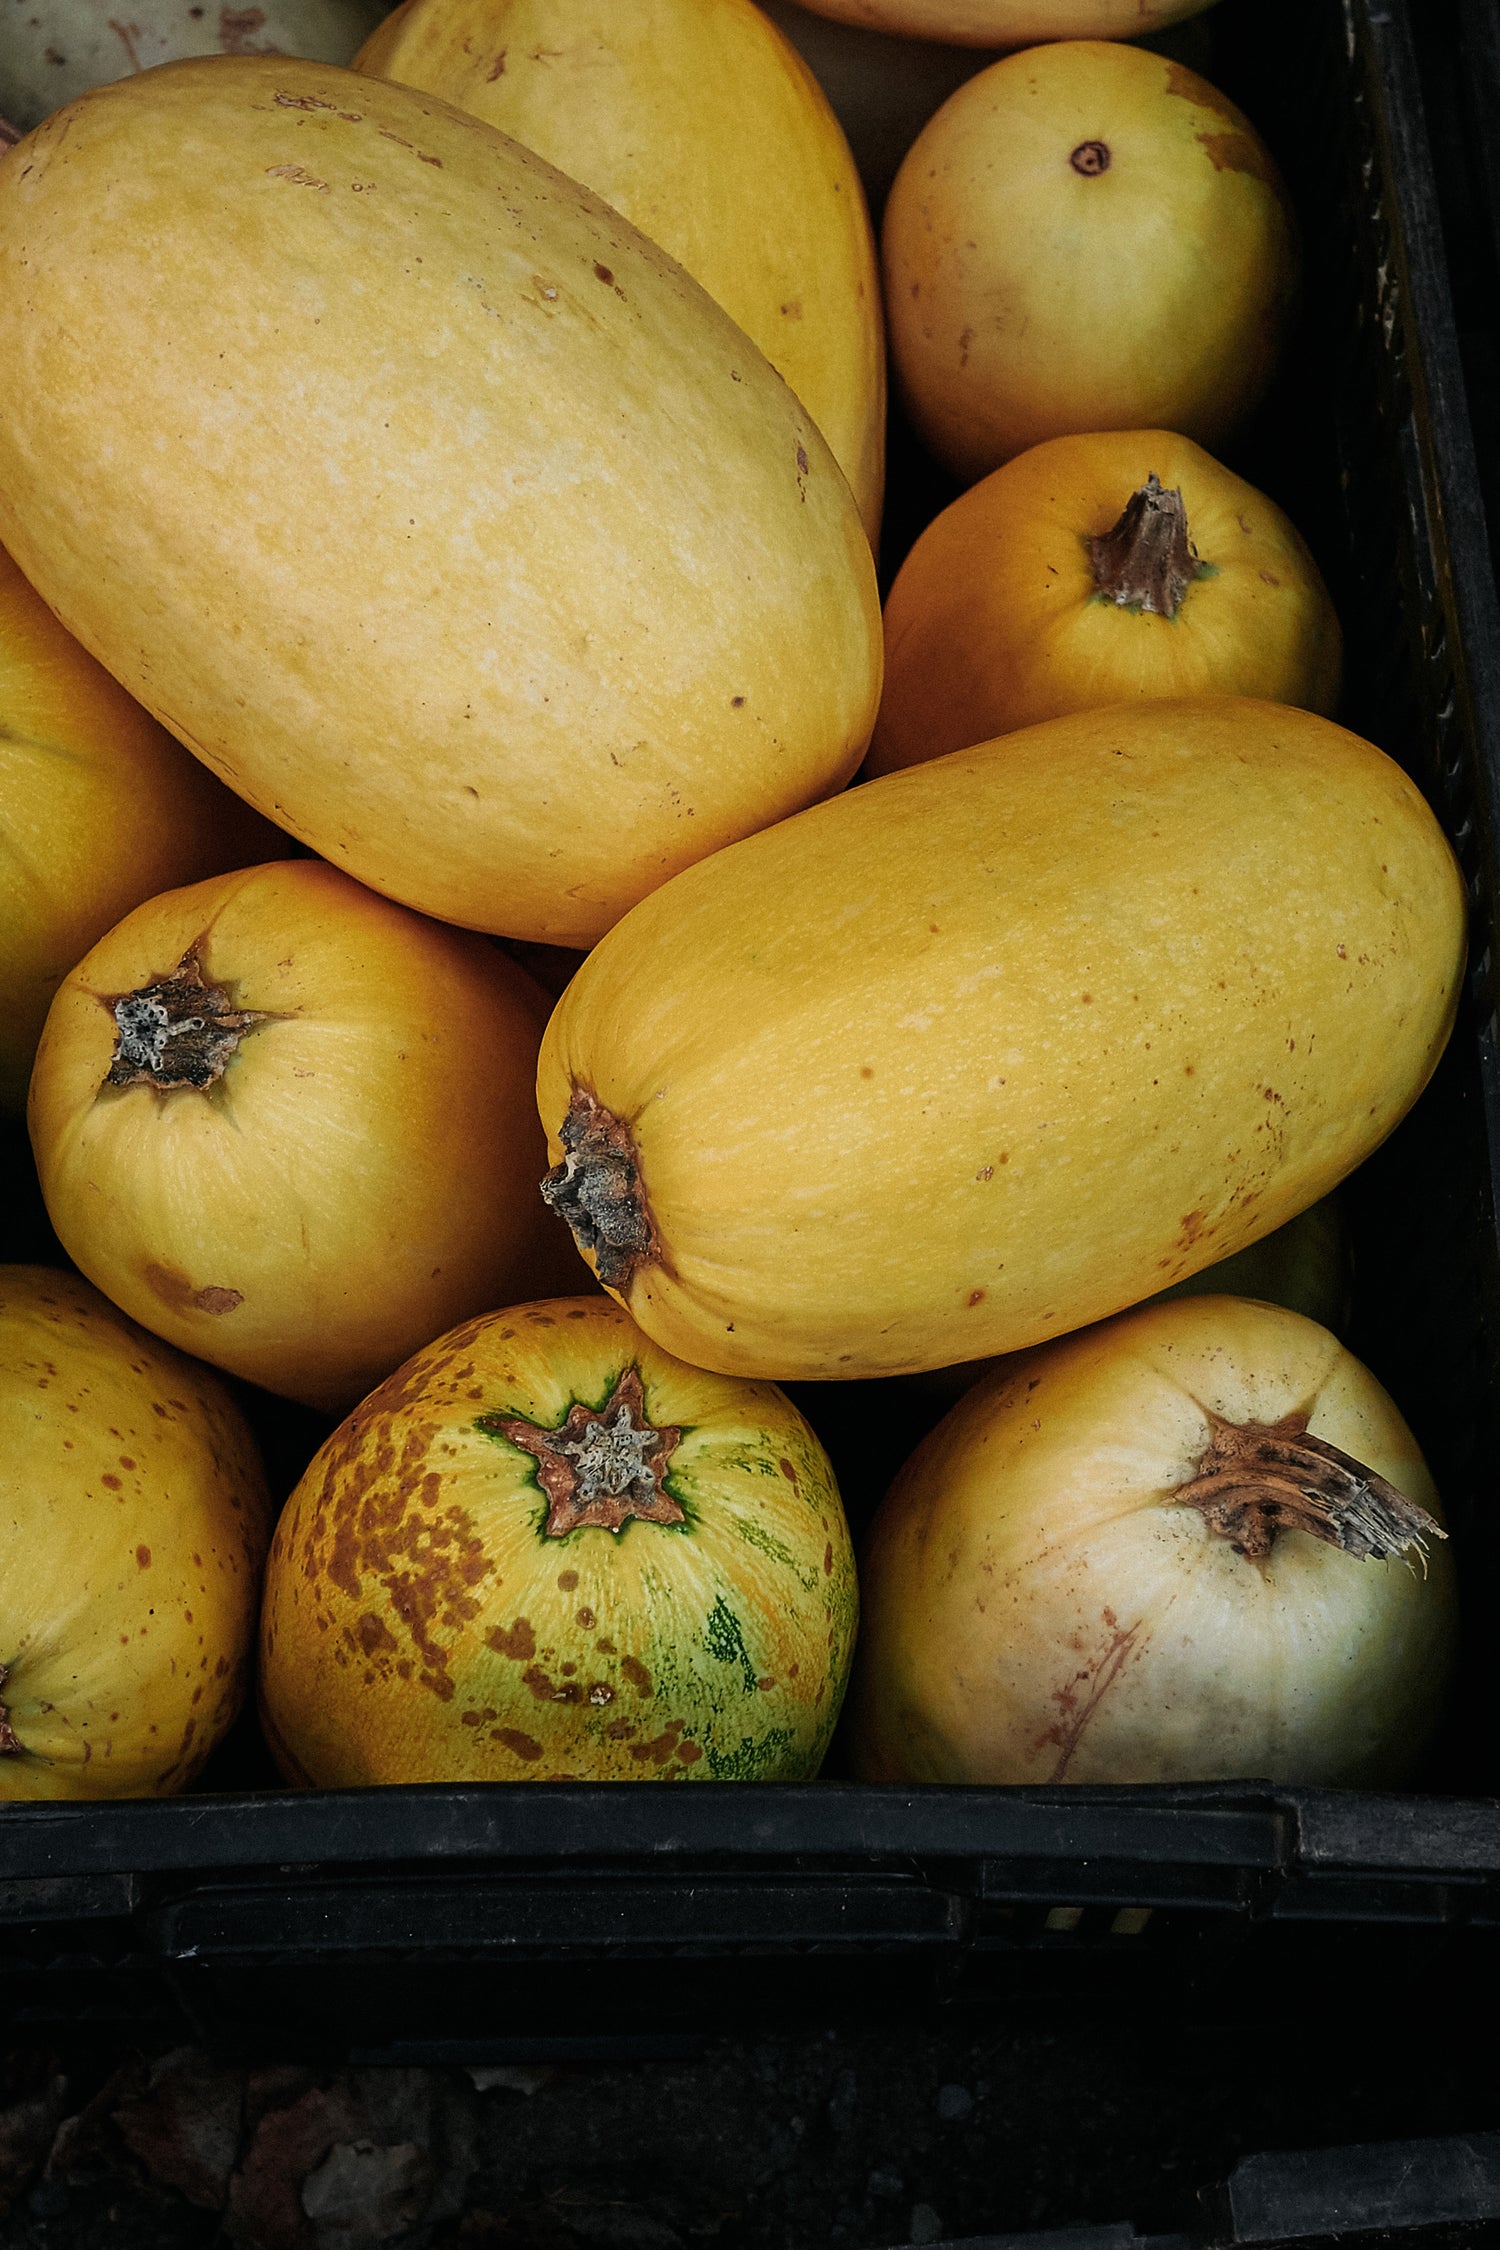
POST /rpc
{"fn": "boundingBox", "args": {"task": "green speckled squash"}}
[258,1297,857,1783]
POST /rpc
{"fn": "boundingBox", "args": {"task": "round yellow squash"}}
[882,42,1297,482]
[848,1294,1455,1787]
[0,540,279,1116]
[869,431,1342,773]
[356,0,885,544]
[536,697,1465,1381]
[0,58,881,949]
[0,1264,271,1799]
[29,859,577,1412]
[783,1,1217,44]
[259,1296,858,1784]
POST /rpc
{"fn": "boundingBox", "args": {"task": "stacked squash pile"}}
[0,0,1465,1802]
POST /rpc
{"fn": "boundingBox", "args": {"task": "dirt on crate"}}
[0,2010,1495,2250]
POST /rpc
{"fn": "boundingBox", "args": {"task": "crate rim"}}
[1,1779,1498,1895]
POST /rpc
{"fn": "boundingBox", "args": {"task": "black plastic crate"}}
[6,0,1500,2053]
[902,2128,1500,2250]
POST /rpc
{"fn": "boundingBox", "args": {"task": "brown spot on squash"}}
[143,1263,244,1317]
[304,1396,494,1696]
[630,1719,686,1765]
[356,1612,398,1656]
[487,1617,536,1660]
[620,1655,653,1697]
[1197,129,1275,184]
[497,1727,541,1761]
[136,1545,151,1569]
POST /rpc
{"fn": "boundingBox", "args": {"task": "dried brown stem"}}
[540,1089,658,1290]
[0,1665,20,1754]
[1173,1409,1446,1566]
[483,1366,684,1538]
[1088,473,1206,620]
[102,949,270,1092]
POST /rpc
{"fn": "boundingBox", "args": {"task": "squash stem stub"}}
[0,1665,20,1755]
[1175,1409,1446,1566]
[541,1089,657,1290]
[103,949,269,1092]
[1089,473,1206,620]
[484,1367,684,1538]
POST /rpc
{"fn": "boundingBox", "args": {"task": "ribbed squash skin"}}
[882,43,1297,481]
[848,1295,1455,1787]
[869,431,1342,773]
[0,1265,270,1799]
[537,698,1465,1381]
[259,1297,858,1784]
[0,541,279,1114]
[0,59,880,947]
[356,0,885,542]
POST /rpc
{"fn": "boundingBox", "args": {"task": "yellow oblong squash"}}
[356,0,885,543]
[0,1265,271,1799]
[536,698,1465,1381]
[0,59,880,948]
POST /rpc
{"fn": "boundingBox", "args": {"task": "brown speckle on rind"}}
[219,4,268,51]
[523,1665,583,1704]
[620,1655,653,1698]
[1197,129,1276,184]
[1037,1615,1148,1780]
[302,1383,495,1698]
[265,163,330,191]
[486,1616,536,1662]
[355,1612,398,1656]
[142,1265,242,1318]
[136,1545,151,1569]
[497,1728,542,1761]
[630,1719,686,1765]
